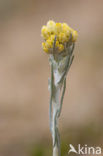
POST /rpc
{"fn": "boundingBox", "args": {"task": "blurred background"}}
[0,0,103,155]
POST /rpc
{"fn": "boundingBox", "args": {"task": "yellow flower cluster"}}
[41,20,78,53]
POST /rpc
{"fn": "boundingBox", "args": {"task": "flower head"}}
[41,20,78,54]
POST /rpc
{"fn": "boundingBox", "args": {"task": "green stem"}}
[49,42,75,156]
[52,85,61,156]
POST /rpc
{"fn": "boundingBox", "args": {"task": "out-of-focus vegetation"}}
[30,122,103,156]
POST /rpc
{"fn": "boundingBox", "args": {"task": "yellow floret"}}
[47,20,55,27]
[58,44,64,52]
[47,20,56,33]
[72,30,78,42]
[46,39,53,49]
[55,23,62,34]
[58,32,68,43]
[42,42,49,53]
[62,23,69,31]
[62,23,71,38]
[41,25,50,40]
[55,40,59,47]
[49,34,55,41]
